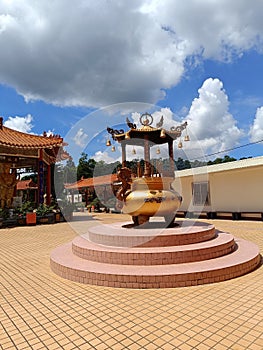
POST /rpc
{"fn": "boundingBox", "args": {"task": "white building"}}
[173,156,263,220]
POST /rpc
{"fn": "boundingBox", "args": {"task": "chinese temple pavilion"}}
[0,116,69,208]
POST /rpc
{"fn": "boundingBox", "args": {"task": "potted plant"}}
[16,201,37,225]
[16,212,26,226]
[15,201,34,226]
[54,207,62,223]
[1,208,17,228]
[76,202,85,212]
[35,204,56,224]
[48,200,63,223]
[89,198,104,212]
[26,211,37,225]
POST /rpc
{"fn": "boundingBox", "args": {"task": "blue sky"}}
[1,1,263,163]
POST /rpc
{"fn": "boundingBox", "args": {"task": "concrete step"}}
[88,220,216,247]
[72,232,235,265]
[50,238,260,289]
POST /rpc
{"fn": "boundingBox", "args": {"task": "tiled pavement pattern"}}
[1,213,262,350]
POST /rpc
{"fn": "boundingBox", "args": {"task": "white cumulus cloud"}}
[0,1,262,107]
[72,128,88,148]
[3,114,33,133]
[93,150,118,164]
[249,107,263,142]
[186,78,243,157]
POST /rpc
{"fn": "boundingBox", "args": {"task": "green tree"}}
[212,157,223,164]
[207,155,237,165]
[77,153,96,180]
[64,158,77,184]
[175,157,191,170]
[94,160,121,176]
[191,159,207,168]
[239,156,252,160]
[222,155,236,163]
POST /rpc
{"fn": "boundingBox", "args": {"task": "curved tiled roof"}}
[65,174,119,189]
[17,179,38,190]
[0,123,64,149]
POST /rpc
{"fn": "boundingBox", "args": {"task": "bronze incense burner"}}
[107,113,189,226]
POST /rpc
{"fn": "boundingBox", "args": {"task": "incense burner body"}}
[122,177,182,224]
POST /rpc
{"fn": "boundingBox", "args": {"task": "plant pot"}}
[17,216,26,226]
[37,213,55,224]
[55,212,62,223]
[3,218,17,228]
[26,212,37,225]
[0,217,3,228]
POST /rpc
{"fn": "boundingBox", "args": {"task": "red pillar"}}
[46,163,51,205]
[38,149,44,204]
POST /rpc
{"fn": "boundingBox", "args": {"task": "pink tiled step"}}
[88,221,215,247]
[50,238,260,288]
[72,232,235,265]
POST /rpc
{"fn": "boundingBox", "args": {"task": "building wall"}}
[173,165,263,213]
[173,176,192,212]
[209,166,263,212]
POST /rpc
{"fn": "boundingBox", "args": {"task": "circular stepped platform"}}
[88,221,216,247]
[50,221,261,288]
[72,232,235,264]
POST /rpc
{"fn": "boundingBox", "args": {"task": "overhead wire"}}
[189,138,263,161]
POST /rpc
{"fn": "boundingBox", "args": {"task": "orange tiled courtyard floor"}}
[1,212,263,350]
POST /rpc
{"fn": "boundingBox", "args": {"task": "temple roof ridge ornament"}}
[140,112,153,127]
[107,113,189,145]
[43,131,63,139]
[126,117,136,129]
